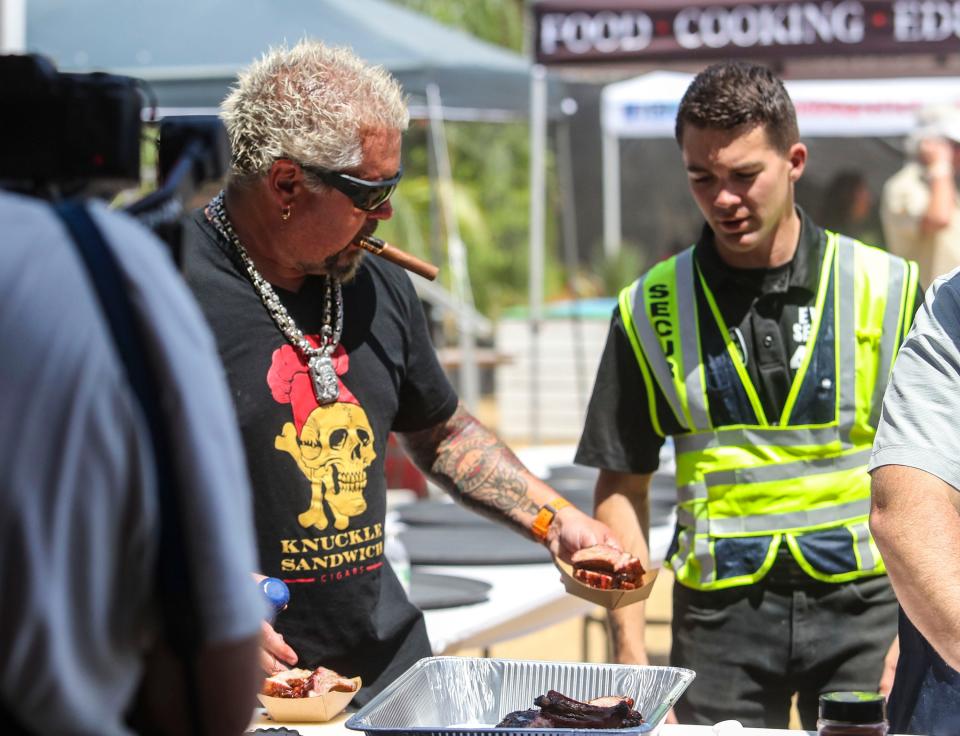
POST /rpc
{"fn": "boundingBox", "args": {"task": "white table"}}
[404,440,676,658]
[249,712,823,735]
[251,712,919,735]
[420,563,595,655]
[417,512,675,657]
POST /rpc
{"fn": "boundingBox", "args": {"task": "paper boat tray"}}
[259,676,362,722]
[346,657,694,736]
[554,559,659,610]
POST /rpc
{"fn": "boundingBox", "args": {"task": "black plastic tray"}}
[409,571,492,610]
[400,525,551,565]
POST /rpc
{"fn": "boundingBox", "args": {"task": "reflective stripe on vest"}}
[619,234,917,589]
[619,252,692,433]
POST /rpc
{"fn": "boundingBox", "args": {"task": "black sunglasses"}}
[297,162,403,212]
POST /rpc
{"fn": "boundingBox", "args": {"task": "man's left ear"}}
[788,143,808,182]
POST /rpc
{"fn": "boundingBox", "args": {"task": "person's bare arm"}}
[197,636,264,735]
[131,634,262,736]
[871,464,960,670]
[918,137,957,235]
[595,469,677,723]
[594,469,653,664]
[398,403,621,559]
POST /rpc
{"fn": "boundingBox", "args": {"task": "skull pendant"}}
[308,354,340,405]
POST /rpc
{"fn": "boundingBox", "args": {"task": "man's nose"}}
[713,186,740,209]
[366,200,393,220]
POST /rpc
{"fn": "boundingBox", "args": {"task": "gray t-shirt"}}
[869,266,960,733]
[870,267,960,485]
[0,194,264,735]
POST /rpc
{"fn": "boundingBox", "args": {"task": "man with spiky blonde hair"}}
[179,39,622,704]
[223,43,409,178]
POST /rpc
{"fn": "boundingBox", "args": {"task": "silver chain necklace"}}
[206,190,343,405]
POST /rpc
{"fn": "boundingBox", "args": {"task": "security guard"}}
[576,62,921,729]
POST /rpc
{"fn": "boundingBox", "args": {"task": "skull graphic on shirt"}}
[275,401,376,531]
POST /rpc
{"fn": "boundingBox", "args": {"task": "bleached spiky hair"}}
[221,40,409,180]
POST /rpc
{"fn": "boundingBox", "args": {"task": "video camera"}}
[0,54,230,256]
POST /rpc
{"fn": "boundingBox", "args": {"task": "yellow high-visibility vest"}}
[619,233,919,590]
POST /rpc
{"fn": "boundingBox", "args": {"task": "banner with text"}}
[534,0,960,64]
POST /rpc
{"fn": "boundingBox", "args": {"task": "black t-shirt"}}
[576,208,922,474]
[181,210,458,704]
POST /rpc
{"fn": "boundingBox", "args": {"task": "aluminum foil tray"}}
[345,657,695,736]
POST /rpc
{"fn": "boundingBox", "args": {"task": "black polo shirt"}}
[576,208,912,475]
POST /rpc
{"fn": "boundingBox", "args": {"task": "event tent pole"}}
[528,64,547,444]
[602,125,621,259]
[556,116,588,414]
[0,0,25,52]
[427,83,479,412]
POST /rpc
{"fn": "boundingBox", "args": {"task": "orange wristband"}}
[531,497,572,542]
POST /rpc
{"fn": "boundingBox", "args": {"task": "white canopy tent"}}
[601,71,960,256]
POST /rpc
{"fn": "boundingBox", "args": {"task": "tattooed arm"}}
[397,403,622,559]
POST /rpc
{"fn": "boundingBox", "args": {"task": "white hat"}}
[916,104,960,144]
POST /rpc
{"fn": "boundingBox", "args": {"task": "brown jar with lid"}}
[817,691,888,735]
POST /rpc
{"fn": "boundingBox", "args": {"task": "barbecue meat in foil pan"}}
[497,691,645,729]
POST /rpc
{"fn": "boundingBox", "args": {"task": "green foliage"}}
[379,118,565,317]
[381,0,568,317]
[592,245,648,297]
[391,0,526,51]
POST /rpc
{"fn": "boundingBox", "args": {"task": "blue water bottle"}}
[259,577,290,621]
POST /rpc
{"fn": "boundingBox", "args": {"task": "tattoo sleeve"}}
[397,404,539,535]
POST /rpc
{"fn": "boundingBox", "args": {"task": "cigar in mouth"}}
[353,235,439,281]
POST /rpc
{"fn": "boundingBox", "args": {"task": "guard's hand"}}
[879,636,899,698]
[546,505,623,562]
[260,619,299,675]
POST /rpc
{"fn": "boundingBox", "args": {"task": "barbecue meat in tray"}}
[570,545,645,591]
[261,666,359,698]
[497,691,645,729]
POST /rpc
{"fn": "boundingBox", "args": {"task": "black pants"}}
[670,554,898,729]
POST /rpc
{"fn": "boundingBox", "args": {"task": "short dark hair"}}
[675,62,799,153]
